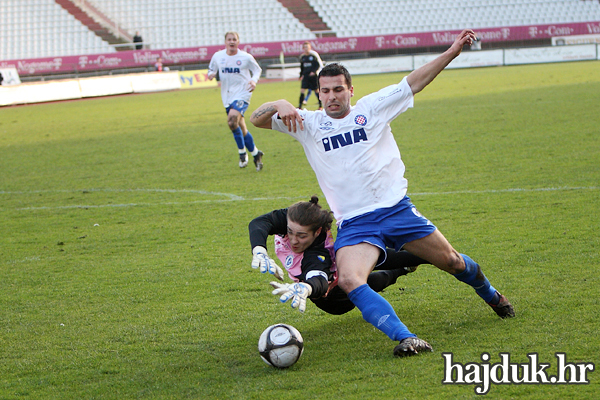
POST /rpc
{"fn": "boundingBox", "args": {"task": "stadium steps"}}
[54,0,132,50]
[277,0,337,36]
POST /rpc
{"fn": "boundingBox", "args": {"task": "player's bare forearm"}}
[251,100,304,132]
[250,103,278,129]
[407,29,475,94]
[406,50,455,95]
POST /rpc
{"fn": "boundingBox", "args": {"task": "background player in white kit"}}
[250,29,514,357]
[208,32,264,171]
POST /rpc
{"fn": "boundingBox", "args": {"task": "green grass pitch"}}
[1,60,599,399]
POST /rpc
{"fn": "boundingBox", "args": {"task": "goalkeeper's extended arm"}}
[270,282,312,313]
[251,246,284,281]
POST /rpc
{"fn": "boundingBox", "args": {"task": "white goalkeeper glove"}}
[251,246,284,281]
[270,282,312,313]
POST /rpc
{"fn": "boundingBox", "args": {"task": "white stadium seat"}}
[1,0,114,60]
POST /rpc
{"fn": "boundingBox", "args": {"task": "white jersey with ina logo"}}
[208,49,262,108]
[272,77,414,224]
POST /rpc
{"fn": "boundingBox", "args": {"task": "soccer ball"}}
[258,324,304,368]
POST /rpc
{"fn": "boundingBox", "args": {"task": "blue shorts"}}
[334,196,437,266]
[225,100,249,116]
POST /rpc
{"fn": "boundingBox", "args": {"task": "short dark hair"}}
[318,63,352,89]
[287,195,333,233]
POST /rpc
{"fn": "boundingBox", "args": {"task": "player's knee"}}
[444,251,465,275]
[337,274,366,294]
[337,276,353,293]
[227,117,239,130]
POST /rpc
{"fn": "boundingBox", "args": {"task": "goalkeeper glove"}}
[251,246,284,281]
[270,282,312,313]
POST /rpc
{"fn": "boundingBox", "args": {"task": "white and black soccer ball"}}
[258,324,304,368]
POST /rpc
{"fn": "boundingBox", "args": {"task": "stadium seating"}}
[1,0,600,61]
[0,0,114,60]
[87,0,316,50]
[307,0,600,37]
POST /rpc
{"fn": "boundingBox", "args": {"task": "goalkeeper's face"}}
[287,220,322,254]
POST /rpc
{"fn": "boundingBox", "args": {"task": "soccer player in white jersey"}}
[250,29,514,357]
[208,31,264,171]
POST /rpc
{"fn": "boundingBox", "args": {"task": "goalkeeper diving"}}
[248,195,428,314]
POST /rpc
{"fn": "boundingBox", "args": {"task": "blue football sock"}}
[347,284,416,341]
[453,254,497,303]
[243,131,256,153]
[231,127,245,150]
[305,89,312,102]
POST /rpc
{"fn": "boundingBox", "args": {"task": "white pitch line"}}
[0,188,245,200]
[12,197,306,211]
[1,186,597,211]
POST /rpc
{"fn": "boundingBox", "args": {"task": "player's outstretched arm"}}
[407,29,476,95]
[250,100,304,132]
